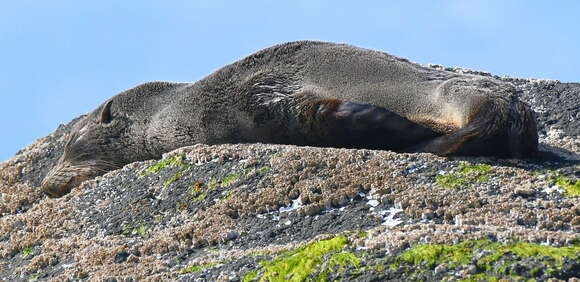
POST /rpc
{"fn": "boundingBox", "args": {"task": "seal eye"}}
[100,100,113,124]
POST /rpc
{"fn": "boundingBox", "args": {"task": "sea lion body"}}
[42,41,538,197]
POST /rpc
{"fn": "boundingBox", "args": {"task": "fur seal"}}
[41,41,538,197]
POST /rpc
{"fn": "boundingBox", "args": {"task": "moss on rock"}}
[243,236,362,281]
[555,175,580,197]
[180,262,217,274]
[140,154,188,176]
[436,163,492,189]
[393,239,580,280]
[220,172,242,188]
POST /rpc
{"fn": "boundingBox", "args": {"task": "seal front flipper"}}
[299,98,441,151]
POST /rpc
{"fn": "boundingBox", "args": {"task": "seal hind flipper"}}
[418,96,538,158]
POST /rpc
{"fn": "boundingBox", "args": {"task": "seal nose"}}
[41,172,73,198]
[41,181,66,198]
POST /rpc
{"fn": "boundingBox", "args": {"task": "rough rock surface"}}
[1,73,579,281]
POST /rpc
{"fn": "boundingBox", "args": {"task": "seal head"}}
[42,100,127,197]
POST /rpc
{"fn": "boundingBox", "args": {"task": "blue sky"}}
[1,0,579,161]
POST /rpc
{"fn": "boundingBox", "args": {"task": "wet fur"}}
[42,41,538,197]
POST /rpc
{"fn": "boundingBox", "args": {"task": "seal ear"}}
[100,100,113,124]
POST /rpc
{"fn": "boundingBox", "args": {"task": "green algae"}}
[208,178,218,189]
[28,274,39,282]
[121,223,150,238]
[257,166,271,174]
[243,236,361,281]
[490,241,579,266]
[317,251,362,281]
[176,170,245,210]
[329,252,361,269]
[188,181,208,202]
[555,175,580,196]
[529,266,542,277]
[206,172,237,190]
[260,236,348,281]
[394,239,580,279]
[243,270,259,282]
[220,172,242,187]
[193,192,208,202]
[357,231,369,238]
[164,171,184,187]
[22,246,32,257]
[436,163,492,189]
[397,240,481,268]
[140,154,188,176]
[541,170,580,197]
[140,154,196,190]
[205,170,243,190]
[436,173,467,189]
[180,262,217,274]
[176,181,207,211]
[460,273,499,282]
[459,163,491,174]
[344,230,369,239]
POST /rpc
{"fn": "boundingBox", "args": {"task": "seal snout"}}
[41,180,70,198]
[41,163,92,198]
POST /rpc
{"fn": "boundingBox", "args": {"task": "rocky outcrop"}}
[0,77,578,281]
